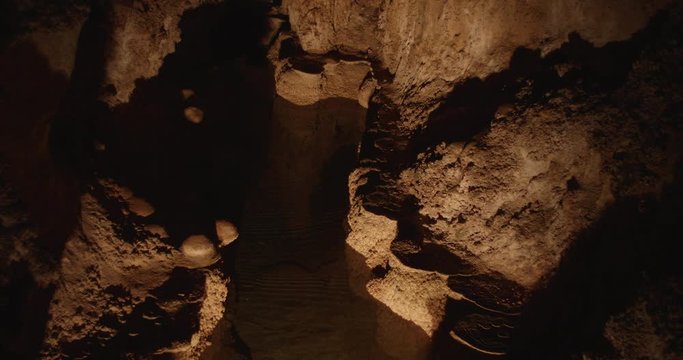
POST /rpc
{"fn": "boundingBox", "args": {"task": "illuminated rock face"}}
[99,0,212,107]
[42,179,228,359]
[1,0,682,359]
[283,0,671,129]
[326,1,683,358]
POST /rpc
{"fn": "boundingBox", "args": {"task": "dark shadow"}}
[230,95,388,359]
[0,33,76,360]
[49,0,111,175]
[504,163,683,359]
[38,0,274,357]
[94,0,274,244]
[0,4,120,354]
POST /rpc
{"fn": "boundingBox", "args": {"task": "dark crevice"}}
[507,162,683,359]
[432,296,519,359]
[49,0,110,176]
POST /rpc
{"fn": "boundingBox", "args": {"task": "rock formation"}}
[1,0,682,359]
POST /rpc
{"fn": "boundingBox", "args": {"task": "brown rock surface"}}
[283,0,670,130]
[1,0,682,358]
[285,0,683,357]
[100,0,214,106]
[41,179,228,358]
[184,106,205,124]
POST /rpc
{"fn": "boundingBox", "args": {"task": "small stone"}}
[127,196,155,217]
[215,220,239,247]
[184,106,204,124]
[181,235,219,268]
[181,88,195,100]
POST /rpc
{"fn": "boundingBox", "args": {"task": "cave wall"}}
[336,1,682,358]
[1,0,682,359]
[282,0,670,129]
[277,0,683,358]
[0,1,261,358]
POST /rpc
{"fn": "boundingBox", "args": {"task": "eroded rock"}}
[100,0,214,106]
[215,219,238,247]
[180,234,219,268]
[126,196,155,217]
[41,179,227,358]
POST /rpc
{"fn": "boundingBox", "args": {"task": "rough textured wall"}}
[42,180,228,359]
[1,0,682,359]
[274,0,683,358]
[0,6,87,356]
[101,0,214,106]
[283,0,670,129]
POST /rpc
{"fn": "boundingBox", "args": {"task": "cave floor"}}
[232,96,388,360]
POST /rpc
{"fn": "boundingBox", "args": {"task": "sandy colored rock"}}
[215,219,238,247]
[40,179,228,358]
[101,0,213,106]
[274,60,371,106]
[271,30,372,107]
[322,60,372,101]
[358,77,378,109]
[346,168,452,335]
[42,191,177,357]
[189,271,229,358]
[304,0,683,356]
[284,0,669,130]
[126,196,155,217]
[274,66,322,105]
[184,106,204,124]
[181,235,219,268]
[181,88,195,100]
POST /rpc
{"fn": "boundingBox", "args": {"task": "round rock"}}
[184,106,204,124]
[127,196,155,217]
[181,235,219,268]
[215,220,239,247]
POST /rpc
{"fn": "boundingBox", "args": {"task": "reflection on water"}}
[233,96,390,359]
